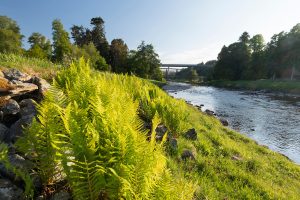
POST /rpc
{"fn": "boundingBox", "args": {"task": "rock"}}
[200,104,204,107]
[0,71,4,78]
[0,123,8,142]
[250,128,255,131]
[0,178,23,200]
[8,83,38,97]
[50,190,71,200]
[1,99,20,116]
[184,128,197,140]
[231,155,242,161]
[169,138,178,151]
[31,76,51,96]
[181,149,195,160]
[5,114,35,143]
[19,99,36,117]
[205,109,214,116]
[3,68,31,82]
[155,124,168,141]
[219,118,229,126]
[0,77,14,93]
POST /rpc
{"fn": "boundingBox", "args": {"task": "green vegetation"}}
[214,24,300,81]
[209,79,300,94]
[0,53,59,80]
[1,58,299,199]
[0,15,163,80]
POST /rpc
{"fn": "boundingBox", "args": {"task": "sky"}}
[1,0,300,64]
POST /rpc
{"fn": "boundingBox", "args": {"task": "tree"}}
[27,32,51,59]
[239,32,250,44]
[250,34,265,53]
[90,17,110,62]
[248,34,266,79]
[0,16,23,53]
[68,43,110,71]
[71,25,92,47]
[128,41,162,80]
[110,39,128,73]
[52,19,72,62]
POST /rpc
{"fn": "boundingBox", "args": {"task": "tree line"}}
[0,15,162,80]
[214,24,300,81]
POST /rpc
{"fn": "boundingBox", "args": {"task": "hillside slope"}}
[0,56,299,199]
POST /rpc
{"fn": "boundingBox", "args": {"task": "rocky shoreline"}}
[0,68,53,200]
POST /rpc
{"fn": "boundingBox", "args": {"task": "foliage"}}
[110,38,128,73]
[0,57,299,199]
[214,23,300,81]
[0,53,59,80]
[0,16,23,54]
[128,41,163,81]
[27,32,52,59]
[52,19,72,62]
[14,58,196,199]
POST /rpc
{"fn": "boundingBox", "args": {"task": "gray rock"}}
[0,178,24,200]
[5,114,35,143]
[205,109,214,116]
[1,99,20,116]
[50,190,71,200]
[184,128,197,140]
[3,69,31,82]
[181,149,195,160]
[9,83,38,97]
[169,138,178,151]
[0,123,8,142]
[155,124,168,141]
[19,99,36,117]
[31,76,50,96]
[219,118,229,126]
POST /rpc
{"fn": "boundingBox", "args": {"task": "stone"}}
[155,124,168,141]
[184,128,197,140]
[205,109,215,116]
[169,138,178,151]
[231,155,243,161]
[0,123,8,142]
[1,99,20,116]
[0,71,4,78]
[50,190,71,200]
[31,76,51,96]
[0,178,23,200]
[9,83,38,97]
[3,68,31,82]
[5,114,35,143]
[181,149,195,160]
[219,118,229,126]
[250,128,255,131]
[19,99,36,117]
[0,77,14,93]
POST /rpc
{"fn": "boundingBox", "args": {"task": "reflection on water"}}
[164,82,300,164]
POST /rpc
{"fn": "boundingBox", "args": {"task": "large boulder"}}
[184,128,197,140]
[8,82,38,97]
[0,77,14,93]
[219,118,229,126]
[0,178,23,200]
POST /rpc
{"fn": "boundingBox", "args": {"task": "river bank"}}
[163,82,300,164]
[207,79,300,94]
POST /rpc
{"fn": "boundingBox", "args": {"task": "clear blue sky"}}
[1,0,300,63]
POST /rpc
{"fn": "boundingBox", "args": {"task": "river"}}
[163,82,300,164]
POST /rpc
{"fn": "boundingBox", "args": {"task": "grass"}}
[208,79,300,94]
[0,55,299,199]
[0,53,60,81]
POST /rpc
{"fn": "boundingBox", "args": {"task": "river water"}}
[163,82,300,164]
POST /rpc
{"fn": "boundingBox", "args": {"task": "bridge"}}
[160,64,198,79]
